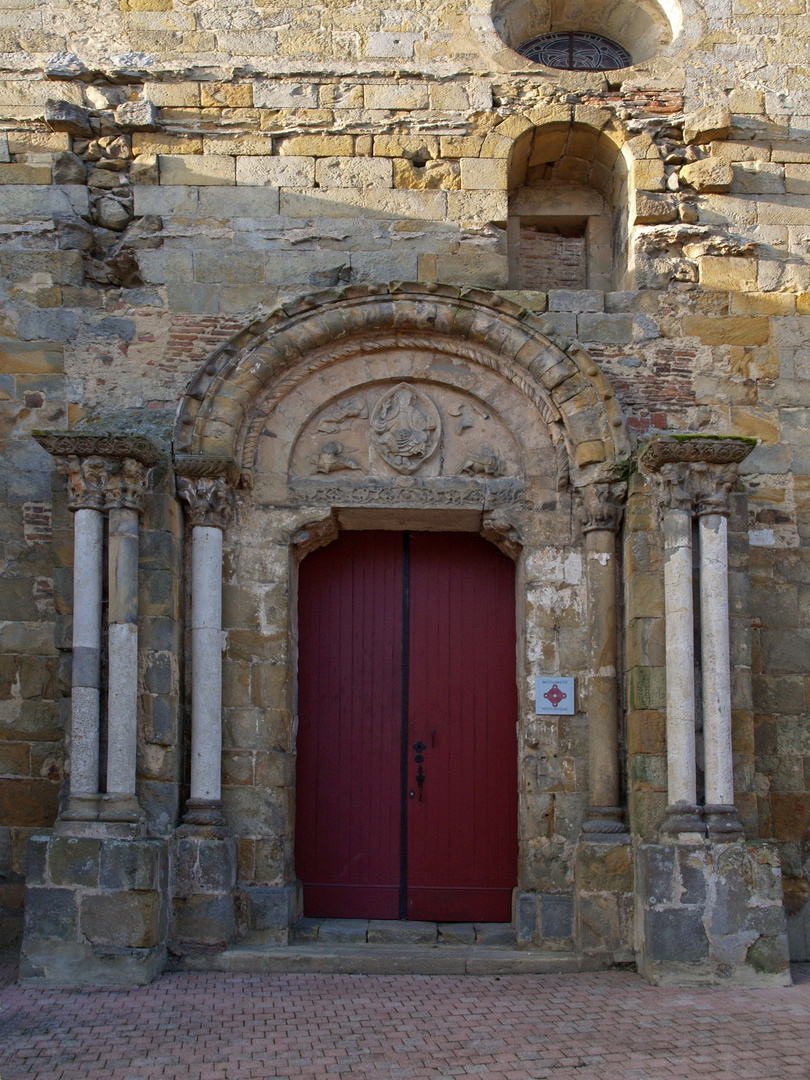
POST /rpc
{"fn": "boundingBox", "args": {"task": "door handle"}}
[412,740,426,801]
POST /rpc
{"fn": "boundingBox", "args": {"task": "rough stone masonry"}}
[0,0,807,986]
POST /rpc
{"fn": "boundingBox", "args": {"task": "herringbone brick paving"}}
[0,950,808,1080]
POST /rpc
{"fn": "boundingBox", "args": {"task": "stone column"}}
[694,463,745,839]
[642,437,755,840]
[177,473,234,828]
[658,463,704,835]
[50,454,109,821]
[102,457,149,823]
[577,480,628,837]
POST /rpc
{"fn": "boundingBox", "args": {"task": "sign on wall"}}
[535,677,575,715]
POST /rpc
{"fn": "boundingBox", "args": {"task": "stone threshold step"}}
[173,944,611,976]
[294,918,516,946]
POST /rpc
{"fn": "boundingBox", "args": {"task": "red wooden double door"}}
[296,531,518,923]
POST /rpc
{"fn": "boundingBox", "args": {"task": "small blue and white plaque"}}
[535,677,575,715]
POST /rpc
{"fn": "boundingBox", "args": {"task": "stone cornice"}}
[33,431,161,467]
[640,435,756,472]
[173,454,240,487]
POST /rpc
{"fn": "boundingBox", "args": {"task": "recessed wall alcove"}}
[491,0,681,68]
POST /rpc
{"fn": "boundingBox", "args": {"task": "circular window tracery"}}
[518,31,631,70]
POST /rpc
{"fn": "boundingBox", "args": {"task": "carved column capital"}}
[56,455,110,511]
[177,476,234,529]
[640,434,755,518]
[575,480,627,533]
[34,432,159,514]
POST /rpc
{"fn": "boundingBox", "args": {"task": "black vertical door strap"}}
[399,531,410,920]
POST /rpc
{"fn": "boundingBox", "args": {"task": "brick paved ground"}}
[0,949,808,1080]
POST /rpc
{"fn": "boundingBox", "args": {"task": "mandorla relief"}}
[290,381,518,495]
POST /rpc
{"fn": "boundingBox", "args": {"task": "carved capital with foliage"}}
[575,480,627,533]
[177,476,234,530]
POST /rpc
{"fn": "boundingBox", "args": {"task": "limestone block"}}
[137,249,194,284]
[198,188,281,219]
[440,136,484,158]
[236,156,314,187]
[548,290,603,312]
[429,83,471,111]
[633,192,678,224]
[315,156,392,188]
[202,134,274,156]
[363,83,429,110]
[366,32,419,59]
[681,315,770,345]
[158,155,234,186]
[447,190,507,222]
[0,163,51,184]
[279,187,365,218]
[698,256,758,291]
[683,105,733,145]
[81,892,161,949]
[634,159,666,191]
[133,185,198,216]
[264,251,350,285]
[785,165,810,194]
[680,157,733,193]
[351,251,419,282]
[364,189,446,220]
[114,101,158,131]
[732,163,785,195]
[130,154,158,185]
[393,159,459,190]
[142,81,200,107]
[253,81,318,108]
[728,89,764,114]
[434,253,509,288]
[577,313,634,343]
[44,100,92,137]
[373,134,439,159]
[277,135,354,157]
[459,157,508,191]
[133,133,203,156]
[709,140,769,162]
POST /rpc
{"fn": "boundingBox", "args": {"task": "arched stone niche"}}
[174,284,630,938]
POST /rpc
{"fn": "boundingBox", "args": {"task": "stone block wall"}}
[0,0,809,963]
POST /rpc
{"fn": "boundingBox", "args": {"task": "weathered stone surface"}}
[53,152,86,185]
[368,920,437,944]
[45,99,92,137]
[634,193,679,224]
[680,158,734,193]
[114,101,159,131]
[81,892,161,949]
[683,107,733,146]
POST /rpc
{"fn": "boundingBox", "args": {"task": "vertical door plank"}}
[407,532,518,922]
[296,531,403,918]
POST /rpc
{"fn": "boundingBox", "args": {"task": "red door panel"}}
[295,531,403,919]
[406,532,518,922]
[296,530,517,924]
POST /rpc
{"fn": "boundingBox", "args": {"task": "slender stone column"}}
[577,480,628,837]
[54,456,108,820]
[177,473,234,828]
[642,437,755,839]
[695,463,745,839]
[658,467,704,835]
[102,457,148,823]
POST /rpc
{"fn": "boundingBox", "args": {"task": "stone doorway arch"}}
[172,283,631,945]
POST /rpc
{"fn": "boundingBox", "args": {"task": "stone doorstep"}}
[172,944,610,976]
[294,918,516,946]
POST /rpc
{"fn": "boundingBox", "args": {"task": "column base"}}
[59,793,101,822]
[658,801,707,841]
[581,806,629,841]
[99,793,141,824]
[181,798,228,830]
[703,803,744,841]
